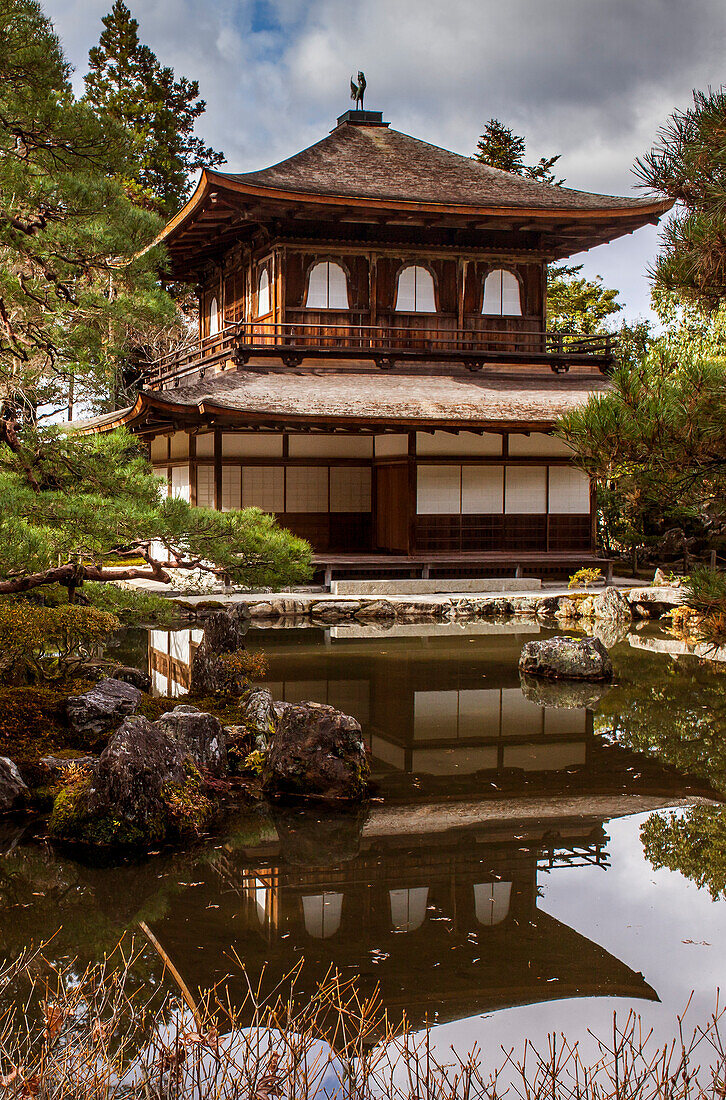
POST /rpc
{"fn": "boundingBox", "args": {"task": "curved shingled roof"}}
[218,119,661,213]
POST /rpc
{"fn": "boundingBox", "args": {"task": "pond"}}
[3,619,726,1071]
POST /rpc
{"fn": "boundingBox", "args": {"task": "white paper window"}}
[474,882,512,927]
[461,466,504,513]
[505,466,547,513]
[285,466,328,512]
[482,269,522,316]
[389,887,429,932]
[414,690,459,741]
[395,265,436,312]
[221,465,241,511]
[548,466,591,514]
[209,295,219,336]
[329,467,371,512]
[170,465,190,502]
[196,465,214,508]
[302,893,343,939]
[257,267,270,316]
[417,465,460,514]
[305,261,349,309]
[242,466,284,512]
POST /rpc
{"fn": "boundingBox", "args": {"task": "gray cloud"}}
[44,0,726,317]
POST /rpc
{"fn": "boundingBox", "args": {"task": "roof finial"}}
[350,71,366,111]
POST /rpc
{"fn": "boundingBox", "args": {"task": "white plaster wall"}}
[222,433,283,457]
[509,432,571,457]
[374,434,408,457]
[195,433,214,458]
[289,434,372,458]
[150,437,168,462]
[169,431,189,459]
[416,431,502,456]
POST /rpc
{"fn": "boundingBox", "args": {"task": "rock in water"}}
[0,757,28,812]
[264,702,369,801]
[239,689,277,749]
[190,609,249,695]
[88,716,188,836]
[66,678,142,736]
[592,586,632,623]
[156,705,227,778]
[518,636,613,681]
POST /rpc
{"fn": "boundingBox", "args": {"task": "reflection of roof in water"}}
[144,818,660,1040]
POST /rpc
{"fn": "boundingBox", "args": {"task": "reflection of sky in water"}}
[431,810,726,1064]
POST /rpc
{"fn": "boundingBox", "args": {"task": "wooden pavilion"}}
[90,106,671,577]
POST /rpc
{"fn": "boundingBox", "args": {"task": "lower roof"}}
[80,364,609,435]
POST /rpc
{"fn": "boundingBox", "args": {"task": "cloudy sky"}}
[45,0,726,320]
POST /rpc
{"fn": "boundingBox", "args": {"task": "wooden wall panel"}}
[375,463,409,551]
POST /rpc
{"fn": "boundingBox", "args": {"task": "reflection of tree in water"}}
[597,649,726,898]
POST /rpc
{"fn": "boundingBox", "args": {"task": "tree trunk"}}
[0,562,171,595]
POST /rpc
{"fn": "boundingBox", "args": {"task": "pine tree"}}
[474,117,563,184]
[547,264,622,334]
[635,87,726,310]
[0,427,311,599]
[0,0,175,432]
[84,0,225,216]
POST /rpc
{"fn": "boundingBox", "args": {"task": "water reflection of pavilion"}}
[150,809,657,1033]
[148,625,593,778]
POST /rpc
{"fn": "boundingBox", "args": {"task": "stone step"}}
[330,577,542,596]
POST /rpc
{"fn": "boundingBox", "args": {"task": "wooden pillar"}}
[369,253,377,331]
[545,464,551,552]
[214,428,222,511]
[457,258,467,333]
[407,431,417,554]
[277,247,286,331]
[589,477,597,552]
[189,433,197,507]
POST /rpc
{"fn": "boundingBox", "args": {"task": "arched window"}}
[306,261,349,309]
[482,269,522,316]
[389,887,429,932]
[395,265,436,312]
[473,881,512,927]
[302,893,343,939]
[209,296,219,336]
[257,267,271,316]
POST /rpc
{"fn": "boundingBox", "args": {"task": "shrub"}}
[568,567,602,589]
[83,581,176,625]
[0,601,120,682]
[683,566,726,644]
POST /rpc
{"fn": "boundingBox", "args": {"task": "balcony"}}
[143,317,616,388]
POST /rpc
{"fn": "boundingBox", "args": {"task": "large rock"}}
[592,586,632,623]
[189,609,249,695]
[264,702,369,801]
[518,635,613,681]
[155,705,227,778]
[626,586,684,618]
[79,662,151,692]
[0,757,28,813]
[88,716,188,834]
[66,678,142,736]
[239,688,276,748]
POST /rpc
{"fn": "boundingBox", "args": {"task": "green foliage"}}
[547,264,622,334]
[682,566,726,644]
[0,601,119,680]
[0,0,176,418]
[84,0,224,217]
[635,87,726,309]
[473,118,563,183]
[641,805,726,900]
[83,581,176,625]
[557,349,726,549]
[568,567,602,590]
[0,426,312,597]
[242,749,266,776]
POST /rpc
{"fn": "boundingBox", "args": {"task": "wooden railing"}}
[143,319,616,386]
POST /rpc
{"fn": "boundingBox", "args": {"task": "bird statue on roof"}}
[350,71,366,111]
